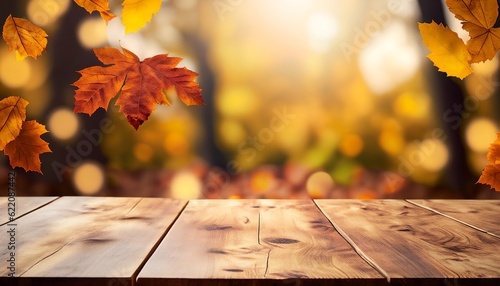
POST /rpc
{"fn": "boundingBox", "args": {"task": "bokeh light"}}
[466,118,498,153]
[378,119,405,155]
[216,86,259,118]
[339,134,364,157]
[218,119,246,147]
[164,132,189,157]
[134,143,154,162]
[306,171,334,198]
[27,0,71,27]
[0,51,31,88]
[359,21,421,94]
[419,139,449,172]
[73,162,105,195]
[170,171,202,199]
[78,17,108,49]
[307,12,338,53]
[48,108,79,140]
[393,92,430,120]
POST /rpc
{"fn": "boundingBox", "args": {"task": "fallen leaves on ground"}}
[73,46,204,130]
[2,15,48,60]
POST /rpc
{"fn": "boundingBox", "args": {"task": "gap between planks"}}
[132,200,189,286]
[312,200,391,282]
[0,196,61,227]
[405,199,500,240]
[257,210,271,277]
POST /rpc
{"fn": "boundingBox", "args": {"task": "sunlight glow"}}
[359,21,421,94]
[307,12,338,53]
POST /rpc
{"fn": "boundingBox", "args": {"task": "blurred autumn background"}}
[1,0,500,199]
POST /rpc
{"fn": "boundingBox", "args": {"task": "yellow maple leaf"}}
[0,96,28,150]
[418,21,473,79]
[446,0,500,63]
[2,15,48,60]
[4,120,51,174]
[122,0,162,33]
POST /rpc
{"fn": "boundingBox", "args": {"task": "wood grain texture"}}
[408,200,500,237]
[137,199,383,286]
[0,197,186,286]
[316,200,500,284]
[258,200,381,279]
[0,196,58,225]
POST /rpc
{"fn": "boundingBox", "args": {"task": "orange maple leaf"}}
[0,96,28,150]
[74,0,116,23]
[478,163,500,191]
[2,15,48,60]
[486,132,500,164]
[73,47,204,129]
[446,0,500,63]
[4,120,51,174]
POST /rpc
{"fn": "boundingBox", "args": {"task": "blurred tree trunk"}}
[417,0,475,197]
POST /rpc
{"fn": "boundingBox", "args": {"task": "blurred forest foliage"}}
[0,0,499,199]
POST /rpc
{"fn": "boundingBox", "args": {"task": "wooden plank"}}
[408,200,500,237]
[316,200,500,285]
[0,197,186,286]
[0,196,59,225]
[137,199,383,286]
[258,200,381,279]
[137,199,267,282]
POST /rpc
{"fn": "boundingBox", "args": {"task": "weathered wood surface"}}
[408,199,500,237]
[0,197,186,286]
[0,196,58,225]
[1,198,499,286]
[316,200,500,285]
[137,200,383,286]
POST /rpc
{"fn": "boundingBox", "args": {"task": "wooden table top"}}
[0,197,499,286]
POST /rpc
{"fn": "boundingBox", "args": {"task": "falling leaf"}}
[486,132,500,164]
[446,0,498,28]
[418,21,473,79]
[74,0,116,23]
[0,96,28,150]
[478,163,500,191]
[122,0,162,33]
[2,15,48,60]
[478,132,500,191]
[73,46,204,129]
[4,120,51,173]
[446,0,500,63]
